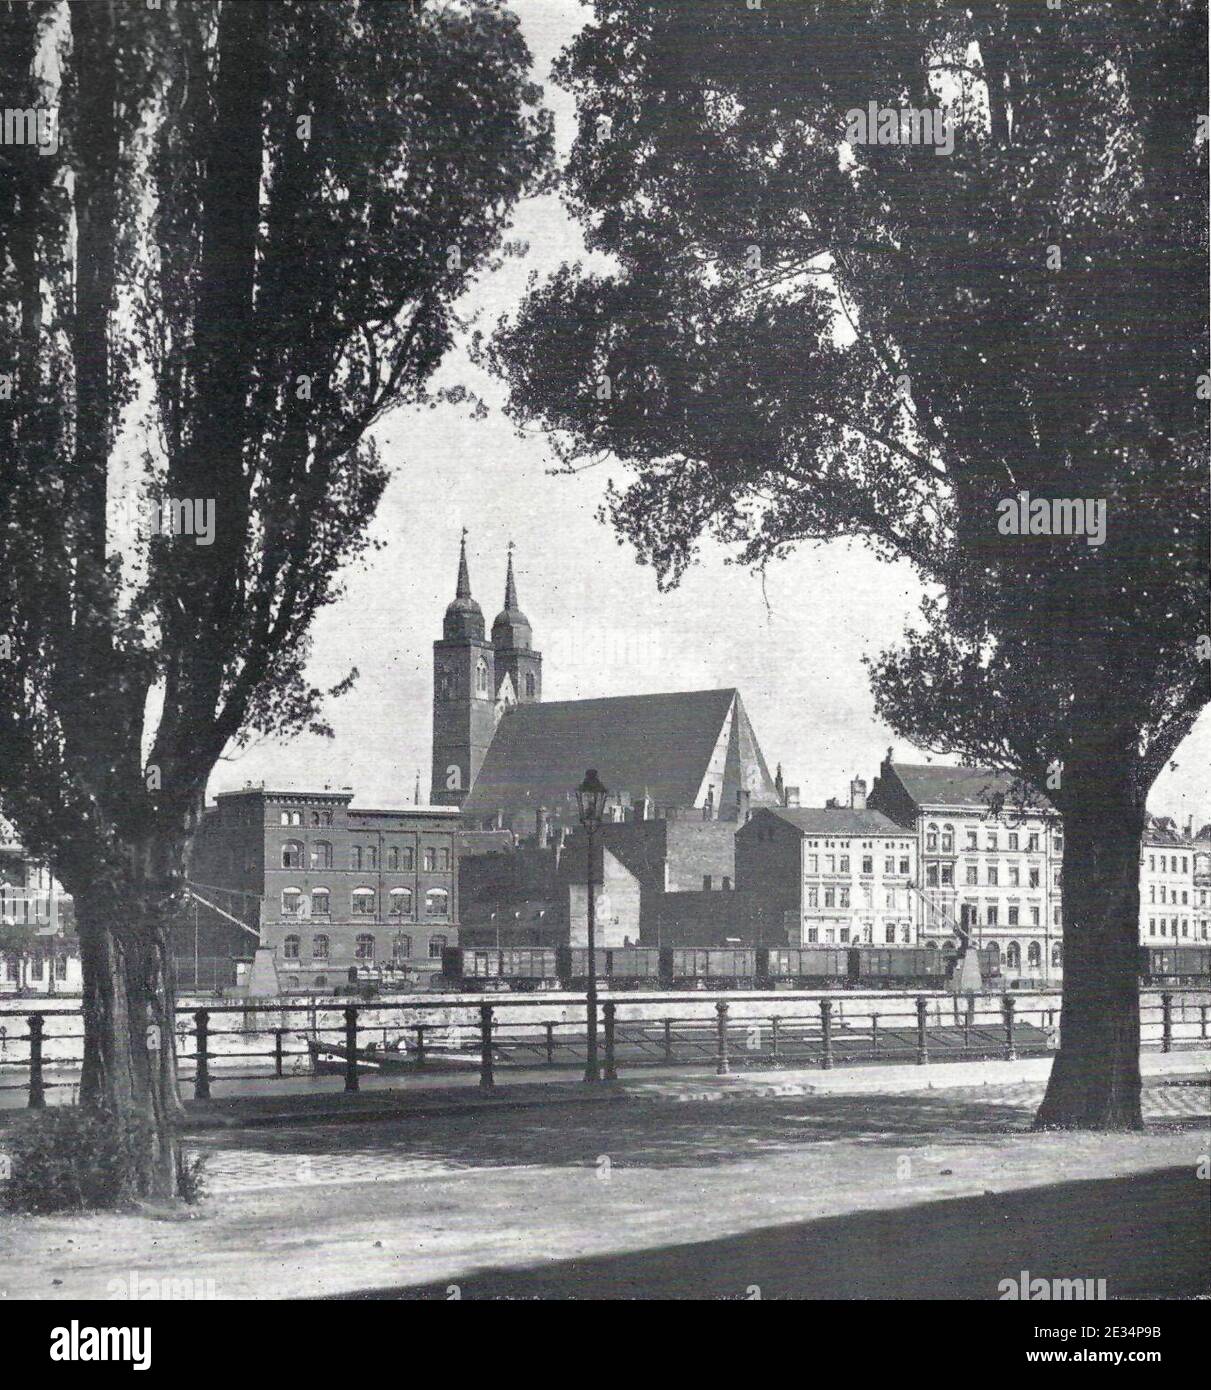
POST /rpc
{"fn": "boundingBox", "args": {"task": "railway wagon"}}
[851,946,952,989]
[439,946,559,991]
[1140,945,1211,986]
[605,946,662,987]
[668,947,758,988]
[556,946,610,987]
[760,946,849,988]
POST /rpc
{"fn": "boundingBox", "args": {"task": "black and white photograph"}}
[0,0,1208,1345]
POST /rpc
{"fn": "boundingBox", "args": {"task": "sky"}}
[207,0,1211,831]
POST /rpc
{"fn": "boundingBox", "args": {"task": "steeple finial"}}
[456,528,471,599]
[504,540,518,611]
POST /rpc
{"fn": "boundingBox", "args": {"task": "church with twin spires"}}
[431,535,781,835]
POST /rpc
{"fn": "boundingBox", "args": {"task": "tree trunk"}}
[1035,790,1145,1131]
[76,885,183,1201]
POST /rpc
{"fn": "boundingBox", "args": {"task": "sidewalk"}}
[178,1045,1211,1131]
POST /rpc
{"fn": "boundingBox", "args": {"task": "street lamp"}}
[576,769,609,1084]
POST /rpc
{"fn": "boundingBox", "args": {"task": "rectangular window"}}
[1008,866,1020,887]
[825,855,835,874]
[926,864,939,887]
[1028,834,1039,852]
[899,857,910,876]
[884,857,895,875]
[940,864,953,886]
[428,935,447,959]
[839,927,850,944]
[987,833,998,851]
[839,855,850,874]
[807,855,818,873]
[439,848,450,871]
[885,925,896,944]
[1029,868,1040,888]
[824,888,835,908]
[987,866,998,887]
[839,887,850,909]
[966,865,978,886]
[1008,906,1019,926]
[862,856,873,875]
[987,907,998,927]
[806,887,818,908]
[806,928,819,943]
[423,848,435,872]
[967,831,978,850]
[1008,833,1019,850]
[1030,906,1040,926]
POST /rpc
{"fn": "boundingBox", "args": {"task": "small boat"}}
[303,1035,485,1076]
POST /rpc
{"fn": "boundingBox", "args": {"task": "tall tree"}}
[489,0,1209,1128]
[0,0,550,1196]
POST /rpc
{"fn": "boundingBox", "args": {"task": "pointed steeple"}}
[456,528,472,600]
[443,528,484,640]
[492,540,532,652]
[503,541,519,611]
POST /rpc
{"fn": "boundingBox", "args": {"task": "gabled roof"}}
[887,763,1053,813]
[756,806,906,836]
[463,688,778,823]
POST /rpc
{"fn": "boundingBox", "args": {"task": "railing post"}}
[663,1017,673,1062]
[1161,991,1173,1054]
[415,1024,426,1068]
[819,997,833,1071]
[479,1004,495,1089]
[545,1021,555,1065]
[343,1006,359,1093]
[193,1009,211,1100]
[28,1013,45,1109]
[1002,993,1016,1061]
[916,996,929,1066]
[604,1001,618,1081]
[273,1028,284,1078]
[715,1000,730,1076]
[770,1015,780,1060]
[1200,1003,1208,1041]
[870,1011,879,1059]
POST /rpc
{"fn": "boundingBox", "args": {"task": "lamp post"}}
[576,769,609,1084]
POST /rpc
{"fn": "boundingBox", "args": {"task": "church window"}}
[525,673,536,698]
[475,659,488,695]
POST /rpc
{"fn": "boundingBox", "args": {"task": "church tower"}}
[431,533,497,806]
[492,542,542,713]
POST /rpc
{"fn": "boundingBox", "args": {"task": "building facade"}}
[1139,820,1210,945]
[735,790,916,946]
[0,824,79,994]
[190,787,460,990]
[868,755,1063,982]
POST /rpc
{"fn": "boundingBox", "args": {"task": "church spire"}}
[456,527,472,600]
[503,540,519,611]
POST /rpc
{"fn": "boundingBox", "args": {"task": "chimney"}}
[1185,816,1194,840]
[784,786,800,808]
[536,805,549,846]
[850,777,867,811]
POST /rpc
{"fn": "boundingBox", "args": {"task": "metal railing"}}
[0,989,1205,1108]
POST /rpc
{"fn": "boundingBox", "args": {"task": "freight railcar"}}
[667,947,758,988]
[1140,945,1211,986]
[850,946,953,990]
[759,946,849,988]
[439,946,559,991]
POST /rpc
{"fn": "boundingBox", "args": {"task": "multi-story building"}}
[868,754,1063,982]
[1139,818,1210,945]
[0,823,79,994]
[735,783,916,947]
[189,786,460,990]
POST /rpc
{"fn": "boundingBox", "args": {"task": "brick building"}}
[189,786,460,990]
[735,788,916,946]
[867,754,1063,982]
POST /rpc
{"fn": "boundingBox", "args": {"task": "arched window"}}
[925,939,937,950]
[355,934,375,961]
[312,934,329,961]
[525,672,536,698]
[352,887,376,916]
[281,840,303,869]
[310,811,321,827]
[284,935,300,960]
[321,810,333,827]
[311,888,330,917]
[1027,941,1041,968]
[311,841,332,869]
[475,659,488,695]
[350,846,362,870]
[286,975,299,989]
[392,933,412,961]
[1051,943,1062,967]
[366,846,377,870]
[389,887,413,918]
[986,941,1000,960]
[1006,941,1021,970]
[314,975,327,989]
[425,888,449,919]
[281,888,302,916]
[387,846,399,870]
[941,824,954,853]
[926,822,938,852]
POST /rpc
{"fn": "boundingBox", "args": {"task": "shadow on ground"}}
[187,1090,1047,1172]
[322,1167,1210,1301]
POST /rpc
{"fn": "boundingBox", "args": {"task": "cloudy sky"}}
[207,0,1210,830]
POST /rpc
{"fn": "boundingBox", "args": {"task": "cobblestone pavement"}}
[194,1078,1209,1194]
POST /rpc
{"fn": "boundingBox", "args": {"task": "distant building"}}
[431,537,780,837]
[1139,817,1209,945]
[868,754,1063,981]
[0,824,79,994]
[189,786,460,990]
[735,783,916,946]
